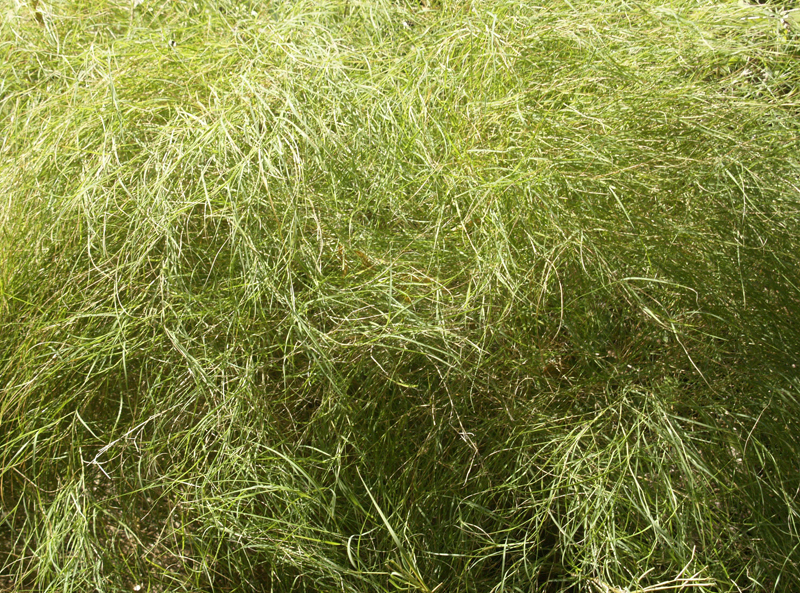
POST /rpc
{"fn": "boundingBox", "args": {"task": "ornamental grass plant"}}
[1,0,799,591]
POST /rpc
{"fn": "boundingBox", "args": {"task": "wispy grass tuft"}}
[2,0,800,591]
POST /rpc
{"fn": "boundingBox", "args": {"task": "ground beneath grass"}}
[1,0,800,591]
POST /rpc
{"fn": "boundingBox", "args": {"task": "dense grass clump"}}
[2,0,800,591]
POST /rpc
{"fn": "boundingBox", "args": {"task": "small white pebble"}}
[133,585,142,592]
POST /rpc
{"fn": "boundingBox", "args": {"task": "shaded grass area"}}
[1,0,800,591]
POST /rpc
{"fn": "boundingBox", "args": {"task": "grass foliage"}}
[2,0,800,590]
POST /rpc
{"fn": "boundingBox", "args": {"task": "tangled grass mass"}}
[1,0,800,591]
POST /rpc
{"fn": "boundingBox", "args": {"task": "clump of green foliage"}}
[1,0,799,591]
